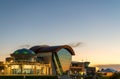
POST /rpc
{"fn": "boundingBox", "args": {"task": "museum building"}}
[0,45,75,75]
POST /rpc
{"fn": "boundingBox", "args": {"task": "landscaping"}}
[0,75,58,79]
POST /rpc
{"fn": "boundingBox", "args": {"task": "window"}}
[57,49,72,72]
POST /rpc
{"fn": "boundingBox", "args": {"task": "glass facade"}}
[14,49,35,55]
[57,49,72,72]
[10,65,49,75]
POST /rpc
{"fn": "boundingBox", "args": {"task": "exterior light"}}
[10,60,13,63]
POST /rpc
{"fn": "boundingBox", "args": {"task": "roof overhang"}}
[30,45,75,55]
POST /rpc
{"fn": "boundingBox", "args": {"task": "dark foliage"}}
[109,73,120,79]
[0,75,58,79]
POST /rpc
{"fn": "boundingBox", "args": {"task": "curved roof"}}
[30,45,49,53]
[13,48,35,55]
[101,68,117,72]
[30,45,75,55]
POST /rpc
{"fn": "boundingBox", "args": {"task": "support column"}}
[53,53,63,75]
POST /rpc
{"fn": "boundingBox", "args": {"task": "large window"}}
[57,49,72,72]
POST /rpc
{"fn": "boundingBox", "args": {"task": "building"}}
[99,68,117,77]
[69,61,97,79]
[0,45,75,75]
[86,67,96,76]
[69,61,90,77]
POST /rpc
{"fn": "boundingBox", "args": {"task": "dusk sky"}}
[1,0,120,65]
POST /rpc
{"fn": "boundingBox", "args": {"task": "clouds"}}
[68,42,82,48]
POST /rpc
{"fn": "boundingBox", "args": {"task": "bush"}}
[110,73,120,79]
[25,76,58,79]
[0,75,58,79]
[0,76,23,79]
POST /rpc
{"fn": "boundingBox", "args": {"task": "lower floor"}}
[0,63,51,75]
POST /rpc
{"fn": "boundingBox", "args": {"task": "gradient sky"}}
[1,0,120,65]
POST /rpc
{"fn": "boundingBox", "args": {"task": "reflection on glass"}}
[57,49,72,72]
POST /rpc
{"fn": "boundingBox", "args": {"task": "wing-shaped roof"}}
[30,45,75,55]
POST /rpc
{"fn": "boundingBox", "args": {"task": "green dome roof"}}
[13,48,35,55]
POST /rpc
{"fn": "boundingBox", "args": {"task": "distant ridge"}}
[95,64,120,71]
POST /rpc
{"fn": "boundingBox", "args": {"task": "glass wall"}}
[57,49,72,72]
[10,65,50,75]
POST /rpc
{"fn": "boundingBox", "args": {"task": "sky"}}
[1,0,120,65]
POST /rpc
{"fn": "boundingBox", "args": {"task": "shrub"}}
[0,75,58,79]
[110,73,120,79]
